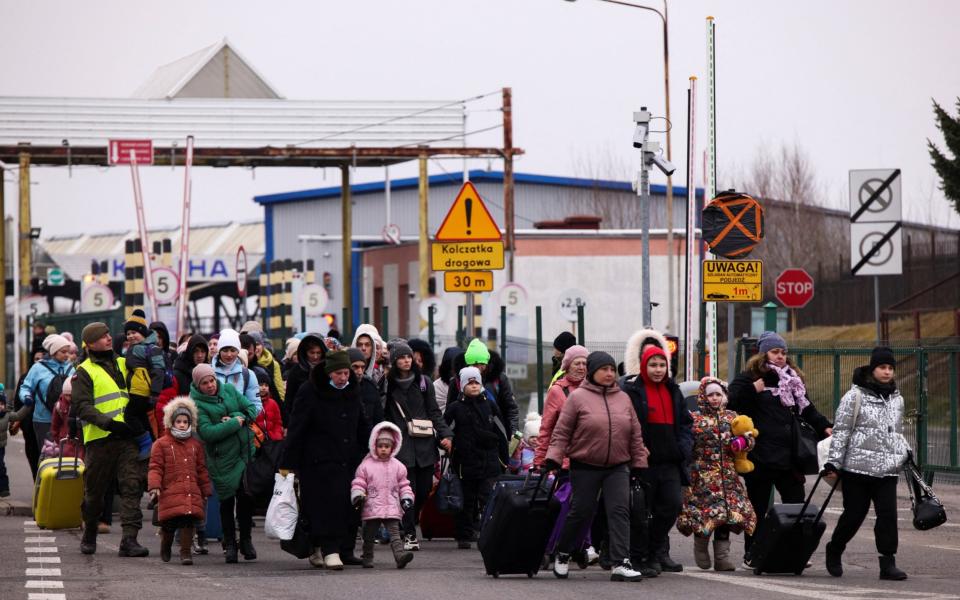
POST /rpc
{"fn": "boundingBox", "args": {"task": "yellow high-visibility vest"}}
[77,357,129,444]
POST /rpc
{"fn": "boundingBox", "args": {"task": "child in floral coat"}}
[677,378,757,572]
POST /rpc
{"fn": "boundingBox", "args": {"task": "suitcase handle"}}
[527,471,557,506]
[795,473,839,526]
[55,437,82,480]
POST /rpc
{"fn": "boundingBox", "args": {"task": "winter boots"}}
[223,538,239,564]
[179,525,194,565]
[712,539,735,571]
[879,555,907,580]
[160,529,175,563]
[118,536,149,557]
[239,535,257,561]
[80,525,97,555]
[391,534,414,569]
[825,542,843,577]
[693,536,711,570]
[309,548,325,568]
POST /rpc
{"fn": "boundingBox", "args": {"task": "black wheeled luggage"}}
[478,473,559,578]
[750,474,839,575]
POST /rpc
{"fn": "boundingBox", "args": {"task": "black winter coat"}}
[383,372,452,469]
[728,367,832,472]
[620,374,694,485]
[444,392,507,480]
[282,334,326,427]
[451,350,520,434]
[358,375,384,426]
[172,335,209,396]
[281,369,370,538]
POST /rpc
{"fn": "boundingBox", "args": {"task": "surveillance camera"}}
[632,123,648,149]
[651,154,676,176]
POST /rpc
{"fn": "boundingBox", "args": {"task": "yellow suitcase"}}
[33,444,85,530]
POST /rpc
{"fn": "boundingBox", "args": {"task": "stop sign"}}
[775,268,815,308]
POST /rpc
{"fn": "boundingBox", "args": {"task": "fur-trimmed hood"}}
[367,420,403,458]
[624,328,672,377]
[162,396,199,430]
[408,338,436,379]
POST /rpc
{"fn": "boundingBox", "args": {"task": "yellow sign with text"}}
[702,259,763,302]
[443,271,494,292]
[431,241,504,271]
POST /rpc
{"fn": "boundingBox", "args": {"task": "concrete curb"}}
[1,500,33,517]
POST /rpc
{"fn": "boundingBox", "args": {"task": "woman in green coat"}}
[190,364,258,564]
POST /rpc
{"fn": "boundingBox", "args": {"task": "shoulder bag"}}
[393,394,435,438]
[904,455,947,530]
[791,408,820,475]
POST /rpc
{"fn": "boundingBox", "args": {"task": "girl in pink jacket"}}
[351,421,415,569]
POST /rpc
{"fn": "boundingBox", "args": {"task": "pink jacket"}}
[534,375,582,468]
[546,379,649,470]
[350,421,414,521]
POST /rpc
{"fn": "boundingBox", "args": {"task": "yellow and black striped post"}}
[124,239,145,319]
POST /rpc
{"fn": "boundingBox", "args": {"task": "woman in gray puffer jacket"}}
[822,346,910,581]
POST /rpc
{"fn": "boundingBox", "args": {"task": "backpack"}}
[35,363,69,413]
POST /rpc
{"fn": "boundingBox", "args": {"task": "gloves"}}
[542,458,561,473]
[352,494,366,509]
[400,498,414,511]
[105,420,135,438]
[820,462,837,477]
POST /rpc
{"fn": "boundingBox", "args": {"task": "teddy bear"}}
[730,414,758,474]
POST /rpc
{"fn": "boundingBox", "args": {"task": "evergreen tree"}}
[928,98,960,217]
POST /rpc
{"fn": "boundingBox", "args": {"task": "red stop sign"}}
[775,268,815,308]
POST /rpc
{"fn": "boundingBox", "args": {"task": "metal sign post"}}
[128,149,158,322]
[176,136,194,338]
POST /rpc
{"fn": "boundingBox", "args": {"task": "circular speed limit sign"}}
[151,267,180,305]
[301,284,329,317]
[81,284,115,312]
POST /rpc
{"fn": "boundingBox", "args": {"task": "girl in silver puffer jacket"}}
[823,346,910,582]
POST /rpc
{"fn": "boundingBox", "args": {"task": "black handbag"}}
[242,426,283,504]
[280,480,313,559]
[629,477,650,521]
[905,456,947,531]
[791,412,820,475]
[436,457,464,515]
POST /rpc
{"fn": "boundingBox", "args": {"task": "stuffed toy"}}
[730,414,758,474]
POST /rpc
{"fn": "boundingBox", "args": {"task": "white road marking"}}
[925,545,960,552]
[25,537,56,543]
[25,581,64,589]
[25,568,62,577]
[27,557,61,563]
[24,547,59,553]
[680,570,959,600]
[23,520,37,526]
[28,594,67,600]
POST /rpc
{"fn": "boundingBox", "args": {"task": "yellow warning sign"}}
[444,271,494,292]
[435,182,502,241]
[702,260,763,302]
[431,241,505,271]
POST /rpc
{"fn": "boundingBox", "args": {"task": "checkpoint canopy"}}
[431,182,504,292]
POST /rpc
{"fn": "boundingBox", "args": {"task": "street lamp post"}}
[565,0,674,332]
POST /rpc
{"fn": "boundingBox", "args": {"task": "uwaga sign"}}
[701,259,763,302]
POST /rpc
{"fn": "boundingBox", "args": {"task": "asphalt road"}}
[3,434,960,600]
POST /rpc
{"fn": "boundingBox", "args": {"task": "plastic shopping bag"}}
[265,473,299,541]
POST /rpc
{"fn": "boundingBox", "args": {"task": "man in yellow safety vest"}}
[72,322,149,557]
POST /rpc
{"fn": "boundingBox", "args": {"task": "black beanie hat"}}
[124,308,150,337]
[586,351,617,381]
[324,350,351,375]
[869,346,896,370]
[553,331,577,353]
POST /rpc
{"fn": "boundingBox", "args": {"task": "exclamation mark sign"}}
[465,197,473,235]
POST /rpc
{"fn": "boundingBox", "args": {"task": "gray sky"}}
[2,0,958,237]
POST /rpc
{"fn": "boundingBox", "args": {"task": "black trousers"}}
[830,471,899,556]
[219,493,253,543]
[402,465,435,537]
[743,466,806,554]
[639,463,683,558]
[455,476,495,541]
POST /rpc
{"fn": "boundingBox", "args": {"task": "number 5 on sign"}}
[82,283,115,312]
[443,271,493,292]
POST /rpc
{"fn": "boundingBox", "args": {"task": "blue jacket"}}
[19,358,76,424]
[213,357,262,415]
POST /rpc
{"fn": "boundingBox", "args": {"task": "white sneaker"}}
[586,546,600,565]
[308,548,324,568]
[611,559,644,582]
[403,535,420,551]
[553,553,570,579]
[324,553,344,570]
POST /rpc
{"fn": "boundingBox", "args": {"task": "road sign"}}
[108,139,154,166]
[558,289,588,322]
[419,297,448,323]
[849,169,901,223]
[382,224,401,245]
[81,284,114,312]
[701,260,763,302]
[851,221,903,276]
[236,246,248,298]
[435,182,502,241]
[498,282,528,314]
[47,268,64,287]
[152,267,180,304]
[301,284,329,317]
[444,271,493,293]
[431,241,504,271]
[775,268,815,309]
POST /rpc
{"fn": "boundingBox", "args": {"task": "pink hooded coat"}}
[350,421,414,521]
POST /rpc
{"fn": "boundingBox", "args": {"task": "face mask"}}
[329,379,348,390]
[171,426,192,440]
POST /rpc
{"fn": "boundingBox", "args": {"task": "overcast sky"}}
[2,0,958,238]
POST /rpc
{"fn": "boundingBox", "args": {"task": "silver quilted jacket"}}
[827,375,910,477]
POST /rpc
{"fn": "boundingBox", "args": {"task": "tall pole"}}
[684,77,697,382]
[176,136,194,339]
[18,152,31,292]
[660,1,676,335]
[503,87,516,282]
[341,164,352,333]
[705,16,718,376]
[0,165,6,386]
[635,108,653,327]
[129,151,158,322]
[418,153,429,318]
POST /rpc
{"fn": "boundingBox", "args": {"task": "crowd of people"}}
[0,314,912,581]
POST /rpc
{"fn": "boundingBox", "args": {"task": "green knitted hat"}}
[464,339,490,366]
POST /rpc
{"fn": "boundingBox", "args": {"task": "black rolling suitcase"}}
[478,473,559,578]
[750,474,839,575]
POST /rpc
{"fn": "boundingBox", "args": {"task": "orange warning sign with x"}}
[707,195,763,257]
